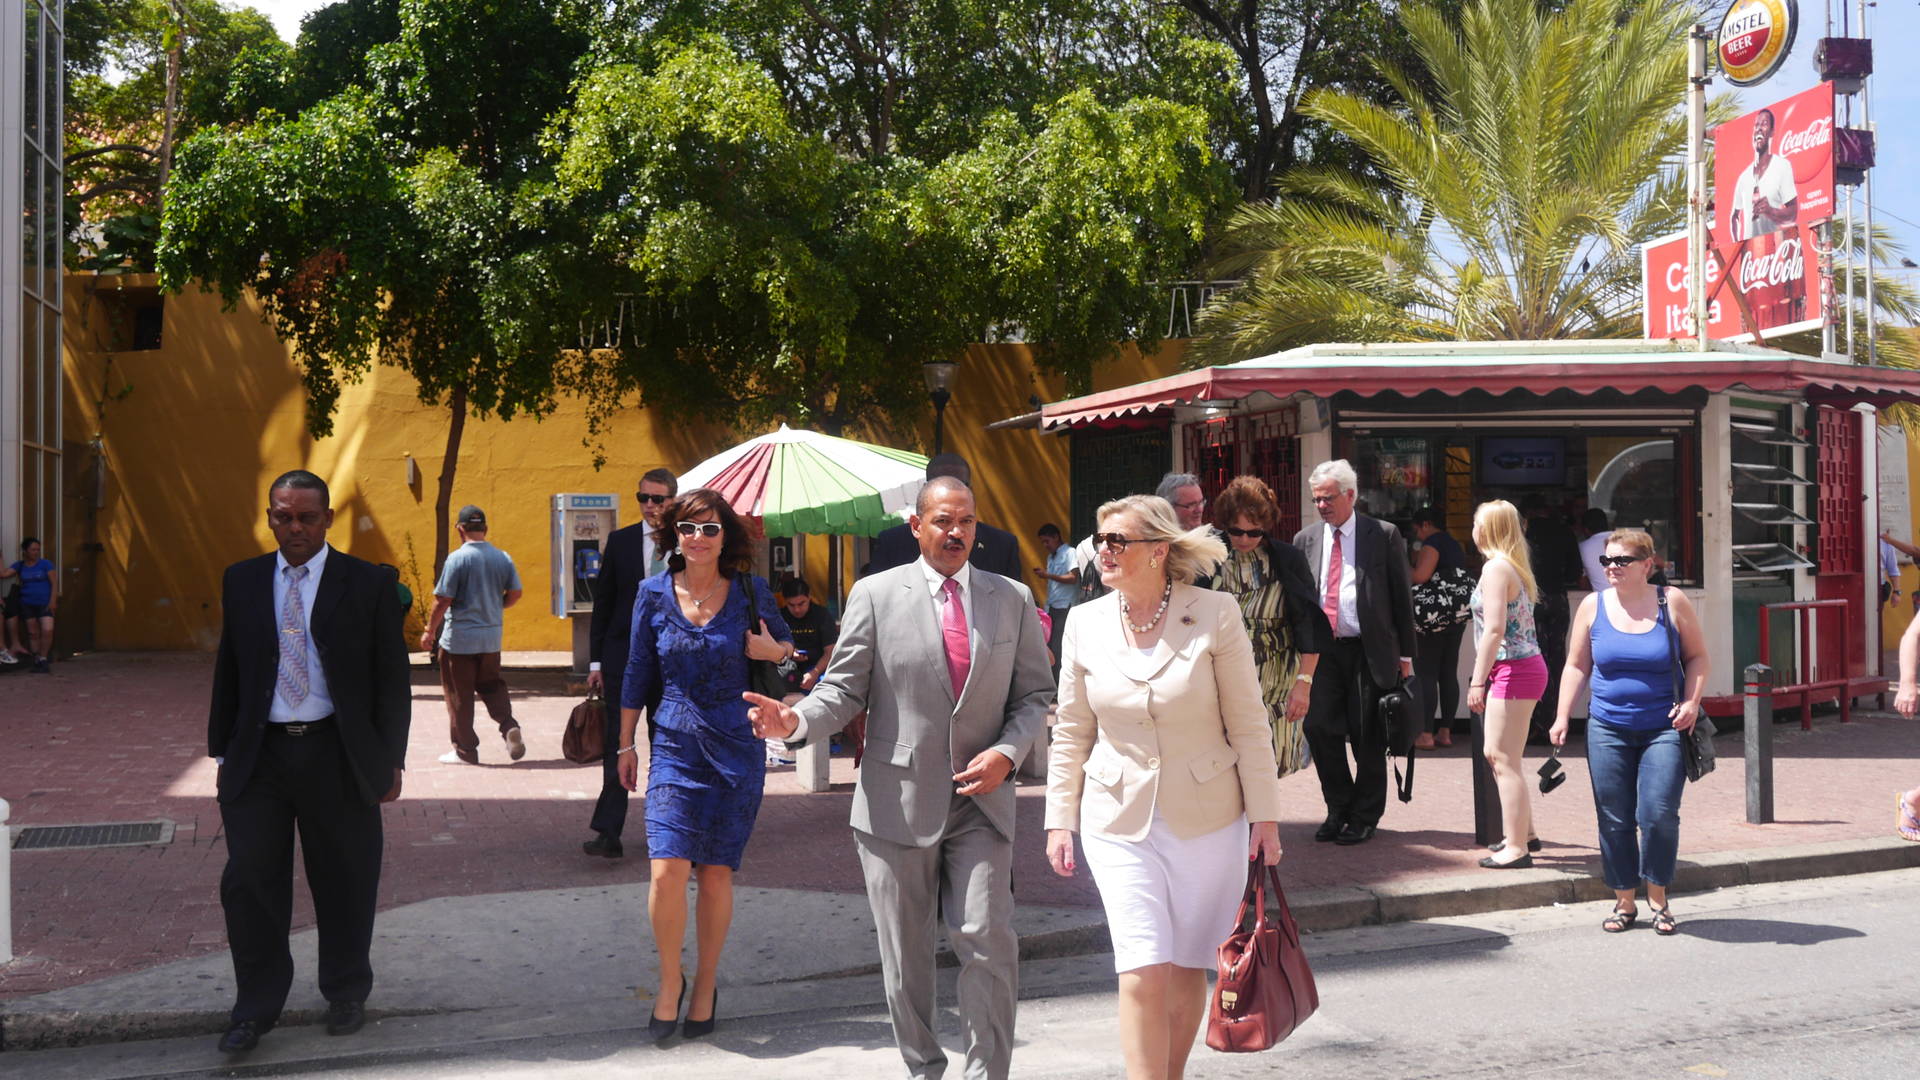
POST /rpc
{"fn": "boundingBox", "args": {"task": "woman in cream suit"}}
[1046,494,1286,1080]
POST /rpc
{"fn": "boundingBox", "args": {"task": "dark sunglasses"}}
[1598,554,1646,568]
[674,521,723,538]
[1092,532,1139,553]
[639,493,670,504]
[1225,527,1267,539]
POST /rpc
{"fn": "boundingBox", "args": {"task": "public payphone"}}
[551,493,619,617]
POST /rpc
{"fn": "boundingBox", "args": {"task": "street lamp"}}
[923,359,959,455]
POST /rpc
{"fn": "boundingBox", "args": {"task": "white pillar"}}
[1,795,12,963]
[1701,394,1736,698]
[796,740,831,793]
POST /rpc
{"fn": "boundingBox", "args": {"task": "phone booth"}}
[552,493,619,672]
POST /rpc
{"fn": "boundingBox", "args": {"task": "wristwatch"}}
[1294,673,1314,685]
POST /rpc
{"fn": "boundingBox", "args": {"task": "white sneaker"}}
[504,727,526,761]
[0,651,15,665]
[438,749,477,765]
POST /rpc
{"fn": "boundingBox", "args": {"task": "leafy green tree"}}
[546,36,1230,439]
[1192,0,1704,361]
[158,0,599,573]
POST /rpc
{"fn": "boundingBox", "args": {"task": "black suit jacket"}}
[588,521,665,712]
[865,519,1022,580]
[1293,514,1417,689]
[209,547,411,805]
[1195,533,1330,658]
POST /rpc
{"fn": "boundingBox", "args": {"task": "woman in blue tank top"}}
[1550,529,1708,936]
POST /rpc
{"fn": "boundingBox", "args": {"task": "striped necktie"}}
[277,564,311,707]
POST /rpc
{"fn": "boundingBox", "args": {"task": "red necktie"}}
[941,577,971,699]
[1323,527,1344,632]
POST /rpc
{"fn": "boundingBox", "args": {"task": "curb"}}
[6,837,1917,1053]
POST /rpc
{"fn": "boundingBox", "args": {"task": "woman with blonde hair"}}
[1206,476,1327,777]
[1047,493,1285,1080]
[1467,500,1548,869]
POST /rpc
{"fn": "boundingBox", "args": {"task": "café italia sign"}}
[1717,0,1798,87]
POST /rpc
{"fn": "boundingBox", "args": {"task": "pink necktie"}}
[941,577,970,699]
[1322,527,1344,631]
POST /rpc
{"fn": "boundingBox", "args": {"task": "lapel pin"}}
[1180,615,1196,626]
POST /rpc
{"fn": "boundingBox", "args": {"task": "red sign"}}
[1641,227,1823,342]
[1714,83,1834,243]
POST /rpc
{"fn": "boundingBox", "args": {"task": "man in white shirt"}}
[1731,108,1798,241]
[1578,508,1613,592]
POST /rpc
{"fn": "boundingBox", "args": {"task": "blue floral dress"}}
[621,573,792,869]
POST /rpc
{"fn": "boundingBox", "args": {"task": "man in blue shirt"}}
[422,506,525,765]
[1032,523,1077,676]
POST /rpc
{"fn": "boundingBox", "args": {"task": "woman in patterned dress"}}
[1206,476,1328,776]
[618,489,794,1040]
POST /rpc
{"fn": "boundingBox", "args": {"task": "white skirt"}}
[1081,811,1251,973]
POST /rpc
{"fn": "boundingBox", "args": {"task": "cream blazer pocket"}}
[1188,746,1239,786]
[1084,742,1126,789]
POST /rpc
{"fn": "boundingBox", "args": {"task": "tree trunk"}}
[433,382,470,581]
[156,1,185,209]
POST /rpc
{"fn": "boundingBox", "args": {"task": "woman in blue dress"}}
[617,488,793,1041]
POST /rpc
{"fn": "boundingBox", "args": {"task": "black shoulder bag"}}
[1659,586,1716,781]
[739,574,790,700]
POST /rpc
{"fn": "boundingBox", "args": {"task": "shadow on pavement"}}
[1676,918,1867,946]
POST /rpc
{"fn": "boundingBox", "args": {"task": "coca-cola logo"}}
[1775,116,1830,156]
[1735,238,1804,294]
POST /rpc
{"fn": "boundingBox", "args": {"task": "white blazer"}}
[1045,584,1284,842]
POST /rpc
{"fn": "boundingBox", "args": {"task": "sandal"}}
[1898,793,1920,843]
[1651,906,1678,935]
[1602,906,1637,933]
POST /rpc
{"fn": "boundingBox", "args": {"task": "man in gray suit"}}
[746,476,1053,1080]
[1294,458,1417,847]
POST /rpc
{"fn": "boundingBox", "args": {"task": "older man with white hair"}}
[1155,472,1208,532]
[1291,459,1417,846]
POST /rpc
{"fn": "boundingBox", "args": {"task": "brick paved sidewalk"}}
[2,651,1914,1001]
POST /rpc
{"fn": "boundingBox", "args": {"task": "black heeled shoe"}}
[682,986,719,1039]
[648,979,686,1042]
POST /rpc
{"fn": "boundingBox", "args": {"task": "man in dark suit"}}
[1522,494,1583,742]
[208,470,410,1053]
[865,453,1021,580]
[580,466,676,858]
[1293,459,1417,847]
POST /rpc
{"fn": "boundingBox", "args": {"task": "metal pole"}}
[1687,24,1711,352]
[1744,664,1774,824]
[1469,709,1501,846]
[931,393,950,456]
[0,796,11,962]
[1859,0,1877,364]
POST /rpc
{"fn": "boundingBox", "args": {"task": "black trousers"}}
[1304,638,1390,827]
[588,655,656,840]
[1415,623,1466,734]
[1530,593,1571,738]
[219,724,383,1025]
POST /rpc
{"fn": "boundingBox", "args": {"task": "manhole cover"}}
[11,821,174,850]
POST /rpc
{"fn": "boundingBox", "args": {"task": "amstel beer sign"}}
[1717,0,1798,86]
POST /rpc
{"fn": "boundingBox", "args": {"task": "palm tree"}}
[1191,0,1706,362]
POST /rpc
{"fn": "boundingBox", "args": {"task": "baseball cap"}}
[456,505,488,529]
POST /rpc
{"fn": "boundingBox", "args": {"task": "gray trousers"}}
[855,797,1018,1080]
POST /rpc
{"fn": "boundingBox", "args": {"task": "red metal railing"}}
[1756,600,1852,730]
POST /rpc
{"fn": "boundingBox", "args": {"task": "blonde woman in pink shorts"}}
[1467,500,1548,868]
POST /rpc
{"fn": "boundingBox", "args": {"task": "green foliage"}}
[1192,0,1711,362]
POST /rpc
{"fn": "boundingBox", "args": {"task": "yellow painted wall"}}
[61,273,1185,651]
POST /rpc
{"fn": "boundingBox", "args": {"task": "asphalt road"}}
[11,868,1918,1079]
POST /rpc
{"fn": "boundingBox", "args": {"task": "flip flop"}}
[1898,793,1920,843]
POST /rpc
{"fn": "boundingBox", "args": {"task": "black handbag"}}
[1377,678,1417,802]
[739,574,789,700]
[1658,586,1716,781]
[1412,565,1473,634]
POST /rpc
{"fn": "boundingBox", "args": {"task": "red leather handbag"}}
[1205,860,1318,1053]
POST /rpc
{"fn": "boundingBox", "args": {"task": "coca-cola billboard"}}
[1714,83,1834,242]
[1641,226,1824,342]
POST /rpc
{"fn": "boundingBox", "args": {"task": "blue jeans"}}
[1584,721,1686,890]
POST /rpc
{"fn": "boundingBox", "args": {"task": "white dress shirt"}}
[270,543,336,724]
[1318,518,1361,638]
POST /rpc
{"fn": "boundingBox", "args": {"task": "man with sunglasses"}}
[581,467,677,858]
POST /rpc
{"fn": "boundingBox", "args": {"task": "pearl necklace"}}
[1120,581,1174,635]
